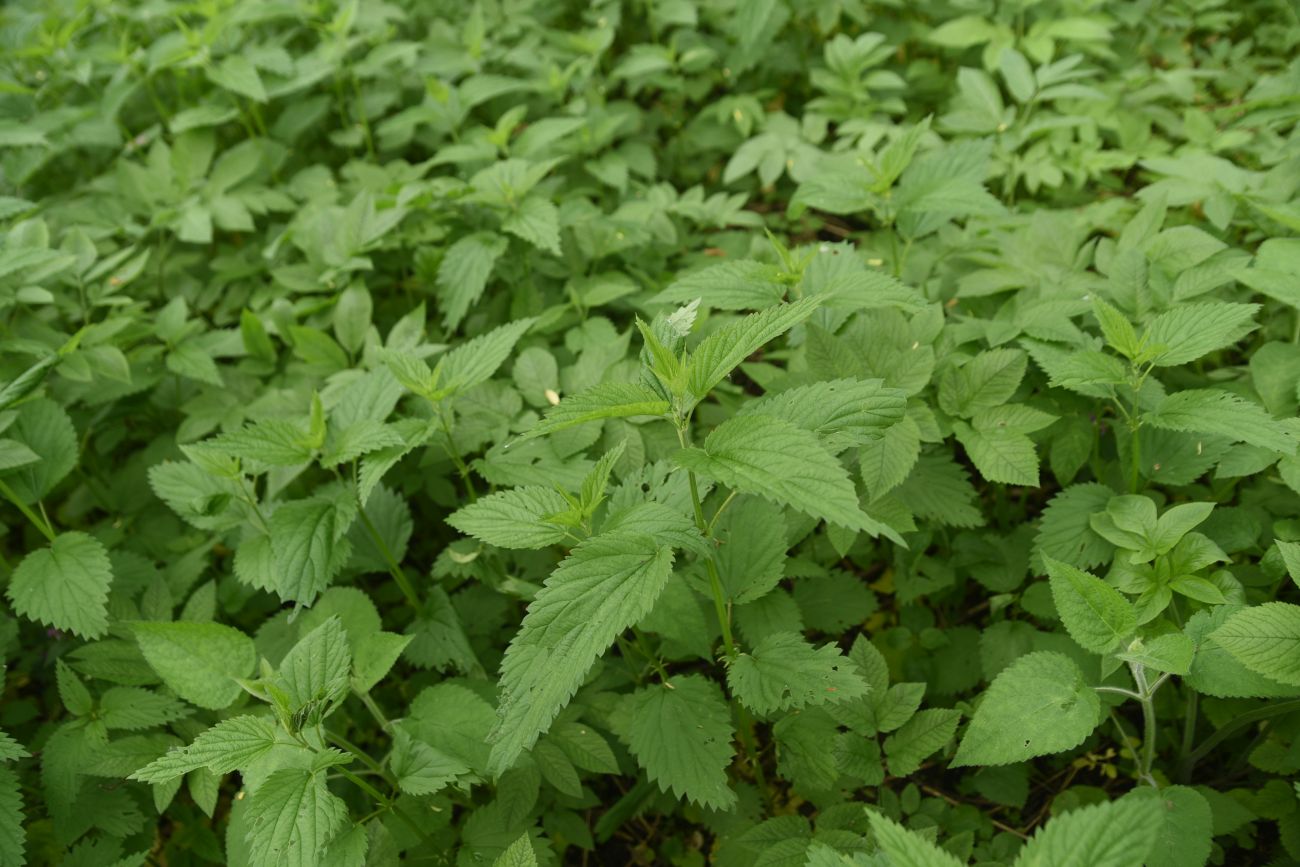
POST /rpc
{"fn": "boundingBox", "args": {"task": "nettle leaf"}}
[1125,785,1213,867]
[676,414,874,532]
[867,811,965,867]
[269,496,356,605]
[653,260,788,310]
[1140,302,1259,367]
[7,532,113,639]
[245,764,348,867]
[437,231,508,330]
[728,632,868,715]
[440,318,536,393]
[884,708,962,776]
[1142,389,1295,454]
[0,766,23,866]
[1034,483,1115,569]
[1045,556,1136,654]
[130,715,280,784]
[519,382,670,441]
[954,421,1039,486]
[685,297,821,406]
[953,651,1101,766]
[390,729,468,796]
[132,621,256,710]
[446,486,572,549]
[208,420,314,466]
[622,675,736,810]
[735,378,907,453]
[1012,796,1161,867]
[938,348,1026,417]
[1209,602,1300,686]
[488,531,677,773]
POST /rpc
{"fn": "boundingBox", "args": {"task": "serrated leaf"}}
[437,231,508,330]
[1143,390,1294,454]
[884,708,962,776]
[130,715,280,784]
[390,729,468,796]
[728,632,868,715]
[867,811,965,867]
[446,486,572,549]
[209,421,313,466]
[488,531,677,773]
[245,766,348,867]
[0,767,25,867]
[952,651,1101,766]
[1209,602,1300,686]
[736,378,906,453]
[1012,797,1161,867]
[7,532,112,639]
[676,414,873,531]
[269,497,355,605]
[685,297,821,407]
[1141,302,1258,367]
[440,318,536,394]
[622,675,736,810]
[519,382,670,441]
[133,621,256,710]
[955,421,1039,486]
[1045,556,1136,654]
[653,260,787,310]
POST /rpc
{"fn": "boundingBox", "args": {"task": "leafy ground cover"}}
[2,0,1300,864]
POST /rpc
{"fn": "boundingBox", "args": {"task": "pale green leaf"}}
[952,651,1101,766]
[133,621,256,709]
[7,532,112,639]
[1045,556,1136,654]
[488,531,676,773]
[1143,390,1294,454]
[437,231,508,330]
[676,414,872,531]
[519,382,670,441]
[130,715,280,784]
[685,297,821,406]
[245,766,348,867]
[446,486,572,549]
[1209,602,1300,686]
[1012,797,1160,867]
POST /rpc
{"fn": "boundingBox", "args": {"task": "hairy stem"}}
[0,478,55,542]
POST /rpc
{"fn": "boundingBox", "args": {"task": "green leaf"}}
[1141,302,1259,367]
[269,497,355,606]
[1034,483,1115,570]
[488,531,677,773]
[437,231,508,330]
[653,260,788,310]
[955,421,1039,486]
[1045,556,1136,654]
[0,767,24,867]
[884,708,962,776]
[938,348,1026,417]
[4,397,77,502]
[132,621,257,709]
[503,195,561,255]
[685,297,821,407]
[7,532,112,639]
[1143,390,1295,454]
[208,55,268,102]
[519,382,670,441]
[209,420,314,466]
[728,632,868,715]
[859,414,921,501]
[867,810,965,867]
[735,378,907,453]
[244,766,348,867]
[446,486,572,549]
[440,318,536,393]
[1012,797,1161,867]
[1123,785,1212,867]
[390,729,468,796]
[1116,633,1194,675]
[953,651,1101,766]
[130,715,280,784]
[493,834,538,867]
[622,675,736,810]
[277,616,351,714]
[676,414,873,532]
[1209,602,1300,686]
[1092,297,1141,360]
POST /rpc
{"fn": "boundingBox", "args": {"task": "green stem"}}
[357,503,422,613]
[1178,689,1198,782]
[1128,417,1142,494]
[358,690,394,733]
[1182,698,1300,778]
[707,489,739,535]
[686,467,736,660]
[0,478,55,542]
[1130,664,1158,786]
[1094,685,1143,701]
[327,732,387,778]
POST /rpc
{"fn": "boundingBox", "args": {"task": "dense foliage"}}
[2,0,1300,864]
